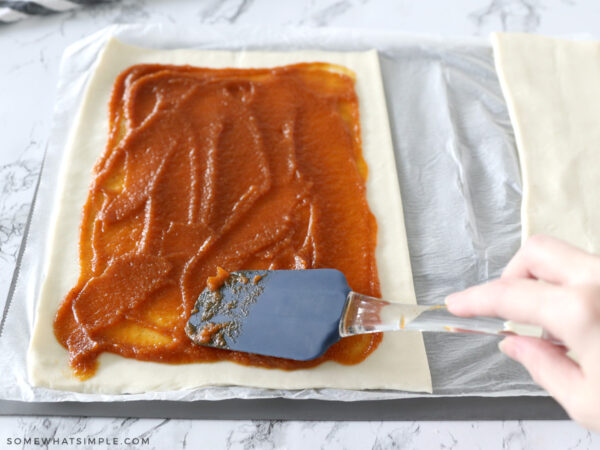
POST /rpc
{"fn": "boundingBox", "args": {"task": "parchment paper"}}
[0,25,540,402]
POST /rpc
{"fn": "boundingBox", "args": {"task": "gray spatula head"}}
[185,269,351,360]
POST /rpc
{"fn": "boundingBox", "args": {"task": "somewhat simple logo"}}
[5,436,150,446]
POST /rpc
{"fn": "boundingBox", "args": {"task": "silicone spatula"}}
[185,269,556,360]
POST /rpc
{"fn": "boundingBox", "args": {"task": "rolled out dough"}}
[493,33,600,253]
[27,38,432,394]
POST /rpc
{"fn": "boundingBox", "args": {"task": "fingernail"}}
[498,339,517,359]
[498,339,507,354]
[444,295,455,306]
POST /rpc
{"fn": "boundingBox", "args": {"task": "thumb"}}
[499,336,582,409]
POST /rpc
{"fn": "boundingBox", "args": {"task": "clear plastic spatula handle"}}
[339,292,563,345]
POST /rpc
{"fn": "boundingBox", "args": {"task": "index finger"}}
[445,278,569,343]
[503,235,600,285]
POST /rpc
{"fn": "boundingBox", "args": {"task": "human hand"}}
[445,235,600,432]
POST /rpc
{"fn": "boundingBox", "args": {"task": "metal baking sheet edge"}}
[0,397,567,420]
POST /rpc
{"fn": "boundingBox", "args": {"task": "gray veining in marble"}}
[0,159,38,262]
[0,417,598,449]
[469,0,543,33]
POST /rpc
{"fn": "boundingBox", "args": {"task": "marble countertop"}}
[1,0,599,448]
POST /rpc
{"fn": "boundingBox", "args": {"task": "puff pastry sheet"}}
[493,33,600,252]
[27,38,432,394]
